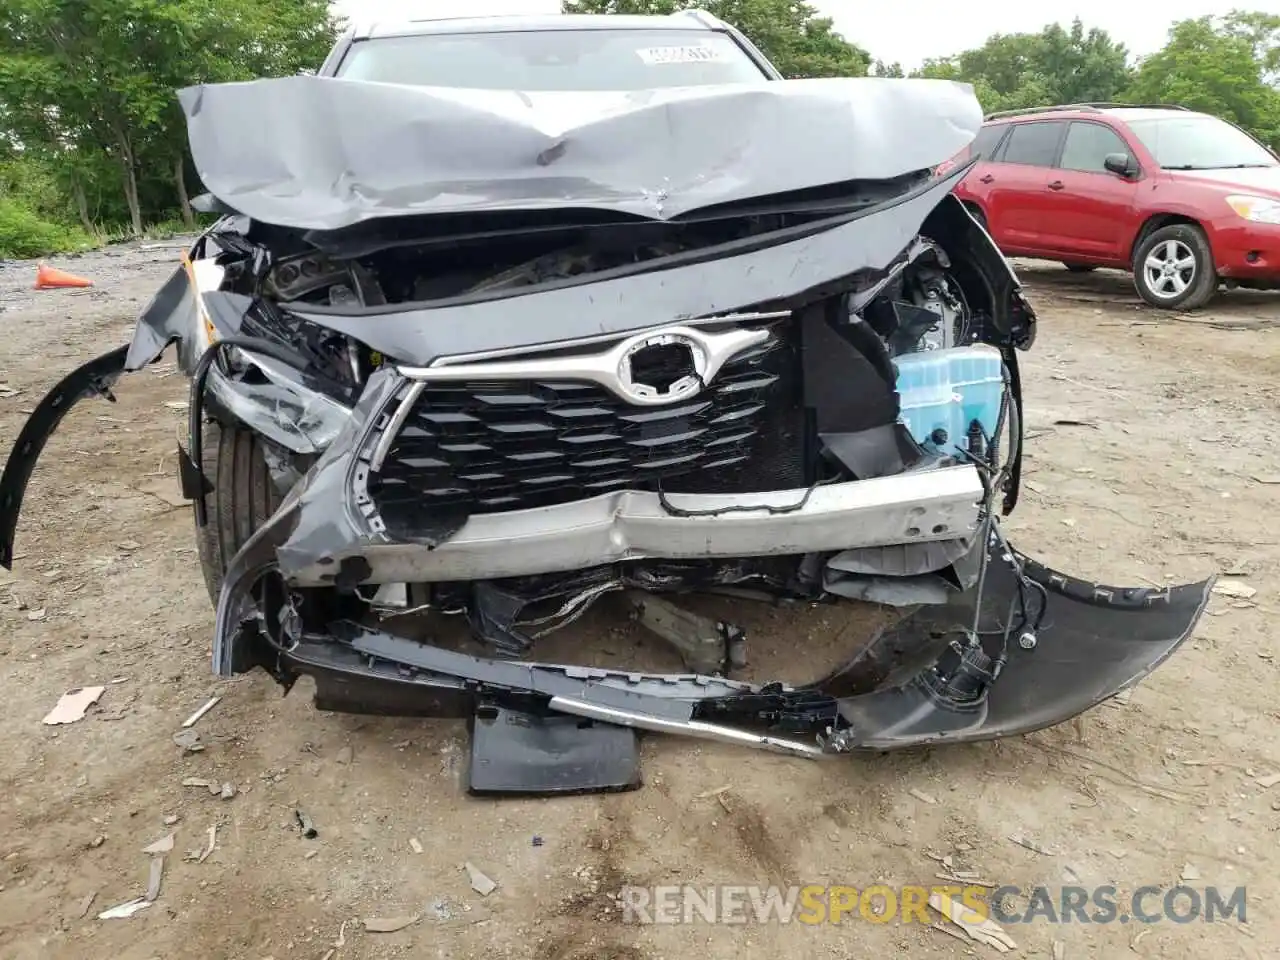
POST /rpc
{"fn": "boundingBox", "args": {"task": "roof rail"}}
[984,104,1101,120]
[984,102,1191,121]
[1076,101,1190,111]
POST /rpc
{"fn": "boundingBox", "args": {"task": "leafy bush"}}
[0,196,91,258]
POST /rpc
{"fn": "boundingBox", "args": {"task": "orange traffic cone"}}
[34,263,93,290]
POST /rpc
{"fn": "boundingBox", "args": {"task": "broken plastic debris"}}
[909,788,938,805]
[144,857,164,902]
[43,686,106,725]
[198,825,217,864]
[296,809,318,838]
[172,730,204,753]
[409,837,424,854]
[695,785,731,799]
[1251,474,1280,485]
[1254,772,1280,789]
[1008,834,1055,856]
[929,892,1017,952]
[182,777,213,789]
[142,833,175,855]
[97,898,150,919]
[219,781,236,800]
[27,608,46,621]
[74,891,97,919]
[465,861,497,896]
[1212,581,1257,600]
[364,915,419,933]
[1180,863,1201,882]
[181,696,221,728]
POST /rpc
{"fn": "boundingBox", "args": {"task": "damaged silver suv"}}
[1,12,1213,793]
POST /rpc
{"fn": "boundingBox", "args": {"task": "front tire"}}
[195,421,282,606]
[1132,224,1217,310]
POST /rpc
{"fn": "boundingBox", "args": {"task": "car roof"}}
[356,11,726,41]
[983,103,1211,125]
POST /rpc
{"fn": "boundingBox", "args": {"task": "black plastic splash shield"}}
[468,705,642,796]
[816,544,1215,750]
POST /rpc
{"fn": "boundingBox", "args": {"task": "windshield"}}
[1126,115,1278,170]
[338,29,770,90]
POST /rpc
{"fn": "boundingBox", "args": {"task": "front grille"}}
[368,333,805,526]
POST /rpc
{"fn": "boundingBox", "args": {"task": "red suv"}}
[949,103,1280,310]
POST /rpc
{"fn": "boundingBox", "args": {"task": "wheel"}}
[1063,263,1096,273]
[195,420,282,606]
[1132,224,1217,310]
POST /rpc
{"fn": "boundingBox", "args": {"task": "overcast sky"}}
[331,0,1280,69]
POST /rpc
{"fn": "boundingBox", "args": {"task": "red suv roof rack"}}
[982,102,1190,121]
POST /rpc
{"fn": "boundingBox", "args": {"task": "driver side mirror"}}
[1104,152,1137,178]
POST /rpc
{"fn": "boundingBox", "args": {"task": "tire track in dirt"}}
[534,794,655,960]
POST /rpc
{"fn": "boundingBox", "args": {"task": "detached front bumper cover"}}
[249,538,1212,757]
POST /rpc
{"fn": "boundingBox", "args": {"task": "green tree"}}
[561,0,870,78]
[1124,16,1280,147]
[1222,9,1280,82]
[0,0,336,236]
[912,19,1131,115]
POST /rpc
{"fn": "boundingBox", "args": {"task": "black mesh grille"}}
[368,334,805,524]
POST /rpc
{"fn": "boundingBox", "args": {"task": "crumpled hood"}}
[179,75,982,232]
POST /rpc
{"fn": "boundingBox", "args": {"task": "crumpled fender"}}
[0,345,128,569]
[814,543,1215,750]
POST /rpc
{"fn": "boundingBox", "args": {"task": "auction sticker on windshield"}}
[637,45,728,64]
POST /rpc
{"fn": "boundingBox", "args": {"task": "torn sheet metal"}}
[180,75,982,231]
[288,174,1017,367]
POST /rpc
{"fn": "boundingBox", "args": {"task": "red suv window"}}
[971,124,1008,160]
[998,121,1066,166]
[1059,122,1130,173]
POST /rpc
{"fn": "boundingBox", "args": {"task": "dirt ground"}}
[1,244,1278,960]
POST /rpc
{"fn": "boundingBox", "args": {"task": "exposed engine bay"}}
[0,73,1213,794]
